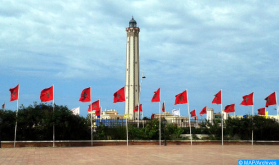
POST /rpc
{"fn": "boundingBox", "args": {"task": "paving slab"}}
[0,145,278,165]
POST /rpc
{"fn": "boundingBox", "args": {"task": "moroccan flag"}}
[190,110,196,117]
[240,92,254,106]
[224,104,235,113]
[151,88,160,102]
[151,114,155,119]
[134,104,142,112]
[40,86,53,102]
[79,87,91,102]
[9,84,19,101]
[212,90,221,104]
[162,102,165,112]
[194,116,198,120]
[258,108,265,115]
[2,103,5,109]
[113,87,125,103]
[265,92,277,107]
[88,100,100,112]
[95,108,101,117]
[174,90,188,105]
[200,106,207,115]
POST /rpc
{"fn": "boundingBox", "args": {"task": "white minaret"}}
[125,17,140,120]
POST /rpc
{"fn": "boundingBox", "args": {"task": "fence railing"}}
[93,118,207,128]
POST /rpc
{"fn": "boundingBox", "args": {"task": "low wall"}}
[1,140,279,148]
[180,134,210,139]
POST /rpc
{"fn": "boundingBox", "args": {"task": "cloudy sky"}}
[1,0,279,118]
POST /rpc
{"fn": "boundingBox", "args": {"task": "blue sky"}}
[1,0,279,118]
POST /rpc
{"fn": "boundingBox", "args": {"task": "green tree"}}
[1,102,90,141]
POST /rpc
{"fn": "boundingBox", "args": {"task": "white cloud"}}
[1,0,279,116]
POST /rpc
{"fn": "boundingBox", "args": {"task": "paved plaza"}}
[0,145,278,165]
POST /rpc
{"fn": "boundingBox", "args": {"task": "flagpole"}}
[14,84,20,148]
[252,104,254,146]
[138,103,140,128]
[159,102,161,146]
[221,89,223,146]
[159,90,161,146]
[52,84,55,148]
[124,86,129,146]
[90,87,93,146]
[164,101,166,119]
[276,92,279,122]
[142,111,144,128]
[99,100,101,122]
[187,90,192,145]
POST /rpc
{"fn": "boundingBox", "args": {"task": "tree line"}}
[1,103,279,141]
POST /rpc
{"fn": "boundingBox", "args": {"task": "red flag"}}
[265,92,277,107]
[212,90,221,104]
[88,100,100,112]
[40,86,53,102]
[9,84,19,101]
[2,103,5,109]
[258,108,265,115]
[240,92,254,106]
[95,108,101,117]
[79,87,91,102]
[200,106,207,115]
[190,110,196,117]
[151,114,155,119]
[224,104,235,113]
[151,88,160,102]
[194,116,198,120]
[133,104,142,112]
[174,90,188,105]
[162,102,165,112]
[113,87,125,103]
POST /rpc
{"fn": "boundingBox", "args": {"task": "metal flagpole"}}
[90,87,93,146]
[221,89,223,146]
[252,104,254,146]
[142,111,144,128]
[276,92,279,122]
[53,85,55,148]
[251,92,254,146]
[187,90,192,145]
[125,86,128,146]
[14,84,20,148]
[99,100,101,122]
[138,103,140,128]
[164,101,166,119]
[126,114,128,146]
[126,111,129,146]
[159,92,161,146]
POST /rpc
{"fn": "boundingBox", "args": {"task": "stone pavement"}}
[0,145,278,165]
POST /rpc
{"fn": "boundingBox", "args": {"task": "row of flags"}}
[212,90,277,116]
[3,85,278,118]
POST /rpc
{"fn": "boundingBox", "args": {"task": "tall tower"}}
[125,17,140,120]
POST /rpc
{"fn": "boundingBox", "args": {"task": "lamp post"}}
[0,117,2,148]
[137,73,146,128]
[163,117,167,146]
